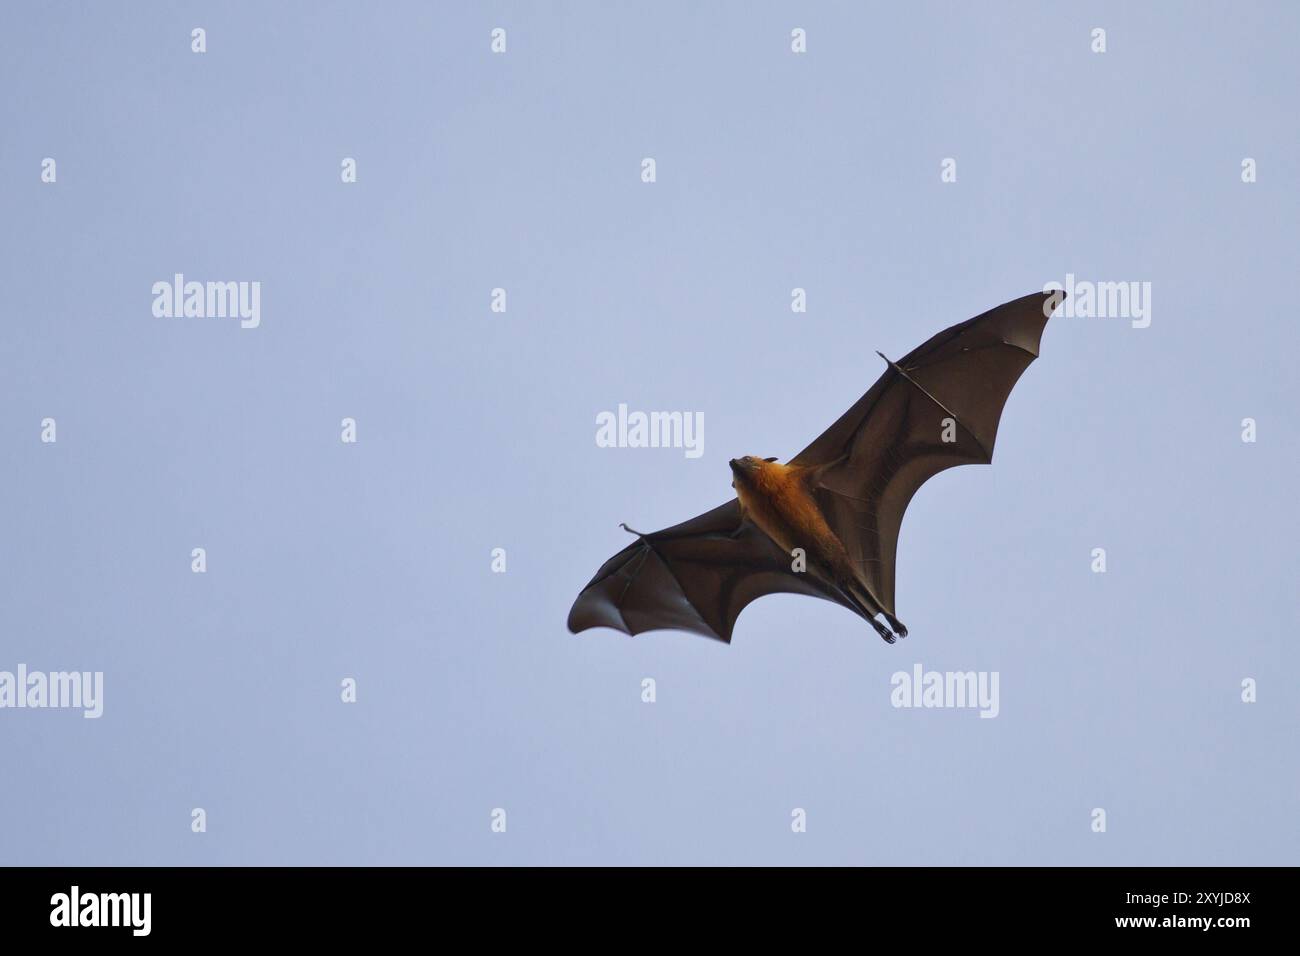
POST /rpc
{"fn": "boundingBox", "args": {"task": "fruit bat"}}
[567,291,1062,644]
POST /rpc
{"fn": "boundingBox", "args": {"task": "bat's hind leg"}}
[868,616,896,644]
[884,614,908,638]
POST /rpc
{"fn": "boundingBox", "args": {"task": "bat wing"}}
[789,291,1061,617]
[567,500,845,642]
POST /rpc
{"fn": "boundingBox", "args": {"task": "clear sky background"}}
[1,1,1296,865]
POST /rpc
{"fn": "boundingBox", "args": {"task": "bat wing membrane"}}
[566,501,844,642]
[789,291,1059,616]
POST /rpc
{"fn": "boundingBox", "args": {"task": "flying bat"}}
[567,291,1062,644]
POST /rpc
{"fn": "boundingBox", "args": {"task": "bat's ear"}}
[764,457,779,462]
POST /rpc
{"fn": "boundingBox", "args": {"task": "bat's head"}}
[729,456,780,488]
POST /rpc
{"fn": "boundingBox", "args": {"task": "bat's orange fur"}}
[731,457,859,587]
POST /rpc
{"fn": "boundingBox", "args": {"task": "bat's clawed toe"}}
[869,617,896,643]
[869,614,912,643]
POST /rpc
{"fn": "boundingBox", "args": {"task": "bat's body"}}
[729,457,897,638]
[568,291,1063,645]
[730,459,823,558]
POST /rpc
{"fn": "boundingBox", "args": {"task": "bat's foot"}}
[869,617,896,644]
[885,614,908,639]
